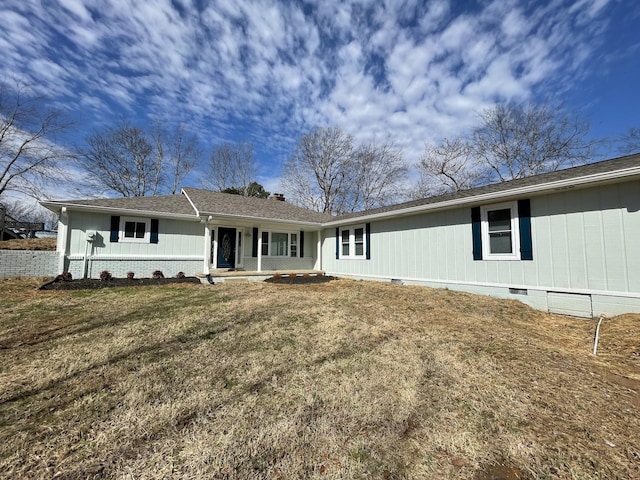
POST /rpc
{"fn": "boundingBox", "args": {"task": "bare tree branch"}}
[282,127,407,214]
[0,81,73,199]
[202,142,256,194]
[416,102,597,195]
[81,119,160,197]
[618,127,640,155]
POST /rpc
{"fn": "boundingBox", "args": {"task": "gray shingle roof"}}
[334,153,640,221]
[52,194,195,216]
[182,188,333,224]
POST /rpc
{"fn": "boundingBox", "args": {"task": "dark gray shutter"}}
[365,223,371,260]
[299,231,304,258]
[471,207,482,260]
[518,199,533,260]
[335,228,339,259]
[150,219,159,244]
[110,216,120,243]
[252,228,258,257]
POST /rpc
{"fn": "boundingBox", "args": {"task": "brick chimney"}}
[271,193,285,202]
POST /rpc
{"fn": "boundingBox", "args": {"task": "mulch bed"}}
[264,275,337,284]
[39,277,201,290]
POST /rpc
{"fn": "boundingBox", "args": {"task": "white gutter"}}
[323,164,640,227]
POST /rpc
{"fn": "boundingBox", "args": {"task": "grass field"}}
[0,278,638,479]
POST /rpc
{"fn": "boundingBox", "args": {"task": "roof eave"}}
[39,201,200,221]
[323,165,640,227]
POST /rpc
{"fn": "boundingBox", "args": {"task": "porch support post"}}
[257,227,262,272]
[316,229,322,270]
[57,207,68,274]
[203,220,212,273]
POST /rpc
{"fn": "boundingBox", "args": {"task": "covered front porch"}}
[201,220,323,275]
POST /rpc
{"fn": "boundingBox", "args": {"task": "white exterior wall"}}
[64,211,204,278]
[323,180,640,317]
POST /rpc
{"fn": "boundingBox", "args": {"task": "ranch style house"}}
[42,153,640,318]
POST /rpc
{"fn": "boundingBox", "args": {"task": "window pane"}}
[135,222,145,238]
[487,209,511,232]
[124,221,135,237]
[261,232,269,256]
[271,232,288,256]
[354,228,364,256]
[290,234,297,257]
[341,229,350,256]
[489,232,513,254]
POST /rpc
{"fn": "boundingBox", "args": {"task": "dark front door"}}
[217,227,236,268]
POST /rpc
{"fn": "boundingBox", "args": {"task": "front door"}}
[217,227,236,268]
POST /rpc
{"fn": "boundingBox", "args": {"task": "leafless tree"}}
[282,127,408,214]
[282,127,354,214]
[202,142,256,194]
[151,122,201,194]
[474,102,594,183]
[350,138,408,211]
[0,81,73,199]
[618,127,640,155]
[416,137,481,196]
[416,102,596,194]
[81,119,161,197]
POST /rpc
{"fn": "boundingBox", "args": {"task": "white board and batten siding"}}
[323,179,640,317]
[63,211,204,278]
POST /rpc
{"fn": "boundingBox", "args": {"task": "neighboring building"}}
[42,153,640,317]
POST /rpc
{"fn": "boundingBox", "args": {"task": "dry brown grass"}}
[0,278,638,479]
[0,237,57,250]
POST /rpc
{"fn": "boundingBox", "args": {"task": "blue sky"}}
[1,0,639,200]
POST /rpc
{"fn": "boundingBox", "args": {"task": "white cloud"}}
[0,0,623,195]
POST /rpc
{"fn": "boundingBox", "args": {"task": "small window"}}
[261,231,269,256]
[481,202,520,260]
[290,233,297,257]
[339,225,367,259]
[120,217,150,243]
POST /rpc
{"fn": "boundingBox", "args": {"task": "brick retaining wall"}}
[0,251,59,278]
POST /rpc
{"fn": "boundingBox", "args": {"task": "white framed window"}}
[120,217,150,243]
[260,231,299,257]
[340,225,367,259]
[480,202,520,260]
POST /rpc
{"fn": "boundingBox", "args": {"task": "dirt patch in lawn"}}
[39,276,202,290]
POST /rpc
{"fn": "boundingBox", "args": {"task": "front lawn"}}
[0,278,638,479]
